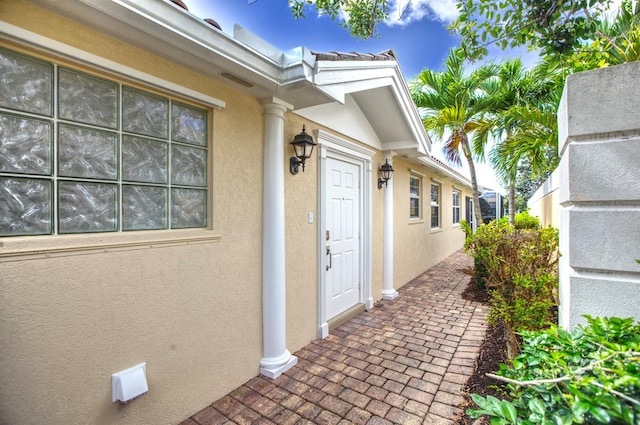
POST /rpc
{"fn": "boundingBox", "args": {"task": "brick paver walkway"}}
[180,251,488,425]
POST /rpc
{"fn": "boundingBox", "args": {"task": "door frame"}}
[316,130,374,338]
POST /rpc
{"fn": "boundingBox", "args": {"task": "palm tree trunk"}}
[462,138,483,228]
[509,179,516,224]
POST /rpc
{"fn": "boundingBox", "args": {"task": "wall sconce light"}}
[378,159,394,189]
[290,125,316,174]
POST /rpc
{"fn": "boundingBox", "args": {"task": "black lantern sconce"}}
[290,125,317,174]
[378,159,394,189]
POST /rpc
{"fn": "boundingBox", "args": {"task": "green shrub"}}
[483,226,559,333]
[462,219,514,289]
[468,316,640,424]
[514,211,540,229]
[462,221,559,356]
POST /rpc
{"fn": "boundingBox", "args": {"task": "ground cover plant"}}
[467,316,640,424]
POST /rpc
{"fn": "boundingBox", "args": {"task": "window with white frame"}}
[409,175,421,219]
[452,189,461,224]
[0,48,209,237]
[430,182,440,229]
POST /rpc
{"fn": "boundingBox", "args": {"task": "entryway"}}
[325,157,361,319]
[316,130,374,338]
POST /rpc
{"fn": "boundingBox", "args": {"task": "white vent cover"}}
[112,363,148,403]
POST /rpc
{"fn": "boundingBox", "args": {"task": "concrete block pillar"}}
[557,61,640,329]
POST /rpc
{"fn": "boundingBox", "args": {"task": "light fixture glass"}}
[378,159,394,189]
[290,125,316,174]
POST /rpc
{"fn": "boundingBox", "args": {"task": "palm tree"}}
[474,59,562,223]
[411,48,499,228]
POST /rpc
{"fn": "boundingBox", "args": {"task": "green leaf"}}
[471,393,490,409]
[571,401,590,417]
[528,398,546,416]
[500,400,518,423]
[620,405,634,425]
[589,406,611,423]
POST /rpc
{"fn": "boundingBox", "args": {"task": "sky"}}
[184,0,518,190]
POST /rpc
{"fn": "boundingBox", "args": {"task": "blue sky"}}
[185,0,461,79]
[185,0,512,190]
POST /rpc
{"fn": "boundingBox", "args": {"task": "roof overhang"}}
[419,157,472,188]
[307,60,431,155]
[18,0,431,156]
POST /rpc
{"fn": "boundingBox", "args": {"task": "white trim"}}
[0,22,225,109]
[316,132,373,338]
[316,130,376,160]
[409,168,426,178]
[0,230,221,262]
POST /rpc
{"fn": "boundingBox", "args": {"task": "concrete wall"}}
[527,170,560,228]
[557,61,640,329]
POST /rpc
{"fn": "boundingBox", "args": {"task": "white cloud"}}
[385,0,460,26]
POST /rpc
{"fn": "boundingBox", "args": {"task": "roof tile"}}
[311,49,397,62]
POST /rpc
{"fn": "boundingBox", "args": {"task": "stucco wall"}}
[527,170,560,228]
[1,3,265,425]
[284,116,320,351]
[392,157,470,288]
[1,3,472,425]
[557,61,640,329]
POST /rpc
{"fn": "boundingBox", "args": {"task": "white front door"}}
[325,157,361,319]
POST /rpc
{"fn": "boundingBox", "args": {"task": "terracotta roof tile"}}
[170,0,188,11]
[429,156,469,183]
[204,18,222,31]
[167,1,222,31]
[311,49,397,62]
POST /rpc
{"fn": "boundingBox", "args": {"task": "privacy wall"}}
[556,61,640,328]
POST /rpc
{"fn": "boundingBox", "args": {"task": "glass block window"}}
[0,48,209,237]
[409,175,420,219]
[430,182,440,229]
[452,189,461,224]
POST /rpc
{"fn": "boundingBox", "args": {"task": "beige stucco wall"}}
[527,170,560,229]
[392,157,470,288]
[283,116,320,350]
[528,189,560,228]
[1,2,265,425]
[1,3,471,425]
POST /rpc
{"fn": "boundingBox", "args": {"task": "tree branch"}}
[486,351,640,404]
[591,382,640,407]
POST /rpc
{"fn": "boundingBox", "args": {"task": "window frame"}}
[409,174,422,220]
[452,189,461,225]
[430,181,441,230]
[0,43,222,256]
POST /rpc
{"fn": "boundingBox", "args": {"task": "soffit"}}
[311,60,431,155]
[24,0,334,109]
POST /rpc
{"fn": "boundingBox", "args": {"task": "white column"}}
[381,153,398,300]
[260,99,297,379]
